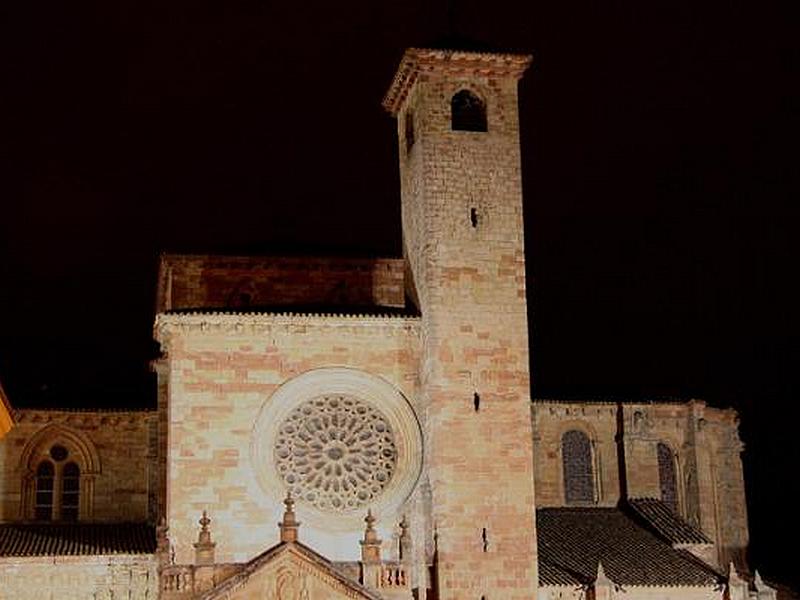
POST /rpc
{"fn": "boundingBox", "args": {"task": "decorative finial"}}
[754,570,765,590]
[194,509,216,566]
[279,489,300,543]
[596,561,610,584]
[594,561,614,600]
[360,509,382,564]
[199,510,211,532]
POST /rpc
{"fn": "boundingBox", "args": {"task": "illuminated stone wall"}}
[154,312,422,567]
[388,49,539,600]
[0,554,157,600]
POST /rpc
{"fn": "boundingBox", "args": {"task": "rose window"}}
[274,395,398,513]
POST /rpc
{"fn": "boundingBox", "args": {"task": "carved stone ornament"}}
[252,367,422,531]
[274,395,398,512]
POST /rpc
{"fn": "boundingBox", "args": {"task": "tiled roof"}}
[628,498,712,544]
[537,507,721,587]
[0,523,155,557]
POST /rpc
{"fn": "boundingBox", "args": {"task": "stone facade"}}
[387,48,539,600]
[0,554,157,600]
[0,409,155,522]
[0,46,780,600]
[153,312,421,565]
[531,400,749,570]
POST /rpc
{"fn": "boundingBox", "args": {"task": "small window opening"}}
[35,461,54,521]
[473,392,480,412]
[61,462,80,521]
[451,90,487,132]
[481,527,488,552]
[405,110,415,154]
[50,445,68,462]
[470,207,478,228]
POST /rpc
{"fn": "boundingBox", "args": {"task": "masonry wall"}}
[155,313,421,566]
[0,554,157,600]
[621,401,748,568]
[157,255,406,312]
[532,402,620,507]
[700,405,749,570]
[0,410,155,522]
[396,54,538,599]
[530,400,749,570]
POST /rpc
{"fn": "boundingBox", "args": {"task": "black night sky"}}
[1,0,797,590]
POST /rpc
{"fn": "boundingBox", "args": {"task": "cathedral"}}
[0,47,780,599]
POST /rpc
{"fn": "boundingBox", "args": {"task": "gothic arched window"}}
[34,461,55,521]
[32,446,83,521]
[451,90,487,132]
[562,430,594,504]
[657,442,678,513]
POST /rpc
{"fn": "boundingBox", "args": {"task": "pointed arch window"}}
[562,429,595,504]
[657,442,678,513]
[20,426,99,522]
[451,90,487,132]
[32,446,82,521]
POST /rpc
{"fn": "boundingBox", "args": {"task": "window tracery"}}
[657,442,678,513]
[20,425,99,522]
[34,461,54,521]
[32,447,81,521]
[274,395,398,513]
[61,462,80,521]
[562,429,595,504]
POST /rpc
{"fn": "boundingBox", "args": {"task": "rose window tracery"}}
[274,395,397,513]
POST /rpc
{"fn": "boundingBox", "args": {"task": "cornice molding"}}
[154,312,421,344]
[13,409,155,428]
[383,47,532,115]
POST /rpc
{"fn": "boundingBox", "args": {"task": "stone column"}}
[194,511,217,592]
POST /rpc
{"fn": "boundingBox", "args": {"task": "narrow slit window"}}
[35,461,55,521]
[451,90,487,132]
[61,462,80,521]
[405,110,415,154]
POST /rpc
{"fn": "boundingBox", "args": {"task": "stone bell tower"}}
[384,48,537,598]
